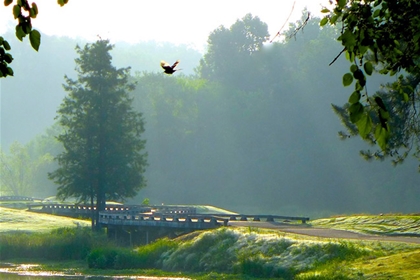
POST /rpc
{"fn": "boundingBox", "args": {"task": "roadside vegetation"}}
[1,207,419,279]
[311,214,420,237]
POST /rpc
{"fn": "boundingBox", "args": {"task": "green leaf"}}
[29,29,41,51]
[374,0,382,7]
[403,93,409,102]
[349,102,364,123]
[341,30,356,50]
[355,81,364,91]
[4,53,13,63]
[375,125,389,151]
[321,8,330,13]
[30,3,38,18]
[356,113,372,139]
[57,0,69,7]
[348,91,361,104]
[379,108,390,121]
[330,15,338,24]
[350,64,358,73]
[358,45,368,55]
[15,25,25,41]
[345,50,354,62]
[320,17,328,26]
[13,5,21,19]
[364,62,373,75]
[7,67,14,76]
[4,0,13,6]
[3,40,11,51]
[342,73,353,86]
[338,0,346,8]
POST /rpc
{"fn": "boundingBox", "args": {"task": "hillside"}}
[0,206,91,233]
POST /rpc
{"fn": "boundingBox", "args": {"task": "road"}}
[228,221,420,244]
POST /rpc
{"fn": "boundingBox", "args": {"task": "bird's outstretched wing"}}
[160,60,170,69]
[171,60,180,69]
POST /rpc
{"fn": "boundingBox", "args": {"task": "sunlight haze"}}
[1,0,330,51]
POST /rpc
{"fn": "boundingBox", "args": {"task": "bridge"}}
[25,202,309,245]
[99,208,309,245]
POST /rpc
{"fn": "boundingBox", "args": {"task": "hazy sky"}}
[1,0,330,51]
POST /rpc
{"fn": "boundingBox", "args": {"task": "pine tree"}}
[49,39,147,230]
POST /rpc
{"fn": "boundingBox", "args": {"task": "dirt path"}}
[228,221,420,244]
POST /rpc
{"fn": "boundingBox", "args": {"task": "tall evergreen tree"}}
[49,39,147,230]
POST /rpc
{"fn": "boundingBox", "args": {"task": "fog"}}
[1,14,418,217]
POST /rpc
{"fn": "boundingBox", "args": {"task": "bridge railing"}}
[215,214,310,224]
[0,196,40,201]
[27,204,152,213]
[27,204,196,214]
[151,206,197,215]
[99,212,228,228]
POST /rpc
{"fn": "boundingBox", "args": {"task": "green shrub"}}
[87,238,178,270]
[0,227,107,261]
[136,238,178,268]
[87,247,119,269]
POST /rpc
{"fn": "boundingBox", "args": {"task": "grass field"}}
[310,214,420,236]
[0,206,91,233]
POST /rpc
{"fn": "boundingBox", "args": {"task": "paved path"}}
[228,221,420,244]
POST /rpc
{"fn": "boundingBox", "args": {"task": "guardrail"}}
[27,204,198,219]
[0,196,39,201]
[99,212,227,230]
[216,214,309,224]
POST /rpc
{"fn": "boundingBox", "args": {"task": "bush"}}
[87,247,119,269]
[87,238,178,270]
[0,227,107,261]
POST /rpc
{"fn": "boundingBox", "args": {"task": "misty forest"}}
[1,11,419,217]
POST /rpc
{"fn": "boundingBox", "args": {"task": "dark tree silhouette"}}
[49,39,148,230]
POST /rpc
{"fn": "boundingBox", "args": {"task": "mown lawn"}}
[0,206,91,233]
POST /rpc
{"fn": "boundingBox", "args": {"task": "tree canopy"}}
[0,141,53,196]
[321,0,420,156]
[49,39,148,229]
[198,13,269,91]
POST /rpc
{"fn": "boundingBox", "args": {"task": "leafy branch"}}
[321,0,420,151]
[0,0,68,78]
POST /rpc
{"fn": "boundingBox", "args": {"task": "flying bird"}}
[160,60,180,74]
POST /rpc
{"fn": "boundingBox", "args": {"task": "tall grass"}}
[1,226,417,279]
[0,227,108,260]
[87,238,178,269]
[87,228,373,278]
[42,227,374,278]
